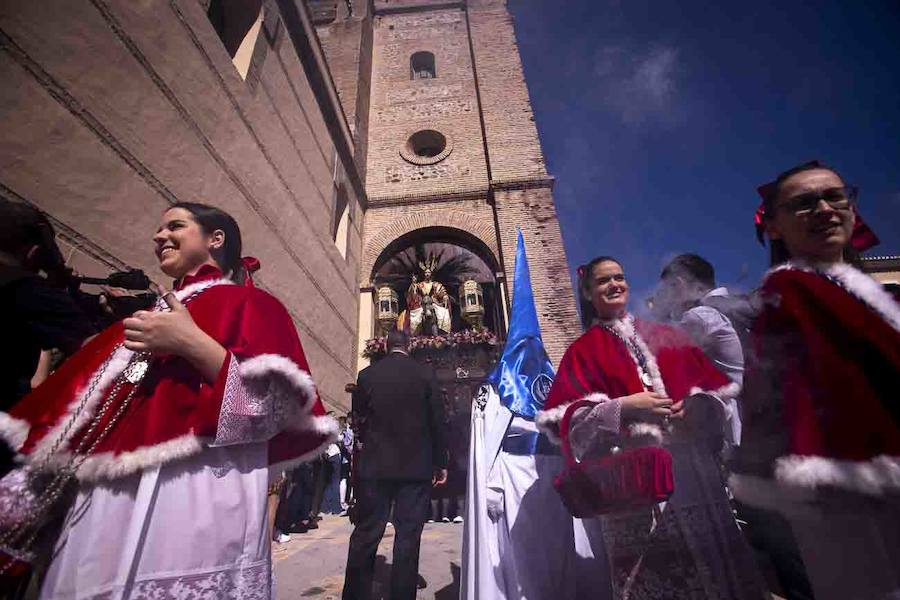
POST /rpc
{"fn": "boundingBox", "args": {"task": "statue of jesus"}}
[398,255,452,335]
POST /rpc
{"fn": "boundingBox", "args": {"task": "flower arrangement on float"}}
[362,329,499,359]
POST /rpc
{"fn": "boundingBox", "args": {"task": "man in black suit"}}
[342,329,448,600]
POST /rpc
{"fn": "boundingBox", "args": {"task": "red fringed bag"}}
[553,400,675,517]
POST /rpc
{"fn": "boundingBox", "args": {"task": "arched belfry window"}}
[410,51,436,80]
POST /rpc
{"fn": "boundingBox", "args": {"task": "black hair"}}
[170,202,246,284]
[386,329,410,351]
[660,253,715,289]
[761,162,859,267]
[577,256,622,331]
[0,199,67,274]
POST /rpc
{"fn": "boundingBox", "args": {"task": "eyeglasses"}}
[776,186,857,217]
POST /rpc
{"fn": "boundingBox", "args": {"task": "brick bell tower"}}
[349,0,580,368]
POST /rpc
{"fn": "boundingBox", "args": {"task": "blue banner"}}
[486,230,556,419]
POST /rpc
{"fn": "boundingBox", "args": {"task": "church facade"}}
[0,0,578,412]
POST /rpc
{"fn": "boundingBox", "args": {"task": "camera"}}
[72,270,157,328]
[75,269,152,291]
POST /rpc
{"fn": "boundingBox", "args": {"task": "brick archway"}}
[361,210,499,284]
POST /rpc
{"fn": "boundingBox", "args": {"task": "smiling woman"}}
[155,203,246,284]
[536,255,765,600]
[577,256,628,328]
[0,202,338,598]
[733,161,900,600]
[757,162,858,267]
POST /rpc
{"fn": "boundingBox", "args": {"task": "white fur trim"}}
[296,413,341,437]
[536,392,610,443]
[30,344,135,463]
[769,262,900,332]
[730,456,900,506]
[774,454,900,496]
[536,402,572,443]
[267,415,341,476]
[30,278,233,464]
[628,422,664,444]
[170,277,234,304]
[0,412,30,451]
[603,314,667,396]
[49,415,340,483]
[238,354,318,414]
[689,382,741,402]
[38,434,206,482]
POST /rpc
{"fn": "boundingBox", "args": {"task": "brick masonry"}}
[360,196,499,282]
[353,0,579,366]
[0,0,364,411]
[1,0,580,415]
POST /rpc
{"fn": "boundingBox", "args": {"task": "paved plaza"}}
[274,516,788,600]
[274,516,462,600]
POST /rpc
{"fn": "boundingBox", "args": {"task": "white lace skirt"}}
[39,443,272,600]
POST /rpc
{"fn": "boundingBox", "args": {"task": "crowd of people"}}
[0,158,897,600]
[463,160,899,600]
[272,414,354,543]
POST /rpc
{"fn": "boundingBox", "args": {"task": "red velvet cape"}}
[538,317,733,439]
[735,264,900,494]
[0,266,336,481]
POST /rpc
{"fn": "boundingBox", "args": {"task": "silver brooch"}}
[124,356,150,384]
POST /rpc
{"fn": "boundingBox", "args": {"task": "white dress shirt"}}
[678,287,744,444]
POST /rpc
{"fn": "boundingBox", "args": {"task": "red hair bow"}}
[241,256,261,287]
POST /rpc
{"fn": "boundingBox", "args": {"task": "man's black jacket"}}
[352,352,447,481]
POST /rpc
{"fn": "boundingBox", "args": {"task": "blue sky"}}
[509,0,900,299]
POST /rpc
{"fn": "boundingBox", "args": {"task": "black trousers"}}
[342,478,430,600]
[275,463,315,532]
[735,501,815,600]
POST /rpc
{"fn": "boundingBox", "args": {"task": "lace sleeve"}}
[211,353,317,447]
[568,398,622,460]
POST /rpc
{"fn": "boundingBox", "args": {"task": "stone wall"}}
[493,185,581,365]
[315,14,363,128]
[365,6,489,201]
[0,0,363,411]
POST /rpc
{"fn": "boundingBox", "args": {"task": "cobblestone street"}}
[274,516,462,600]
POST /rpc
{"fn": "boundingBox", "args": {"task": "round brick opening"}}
[400,130,452,165]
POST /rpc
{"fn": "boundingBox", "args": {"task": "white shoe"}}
[387,522,393,527]
[274,532,291,544]
[427,519,434,523]
[453,516,464,523]
[441,517,450,523]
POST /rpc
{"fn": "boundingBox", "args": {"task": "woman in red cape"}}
[537,256,766,600]
[732,161,900,600]
[0,203,337,599]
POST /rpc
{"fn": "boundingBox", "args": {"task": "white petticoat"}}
[39,443,272,600]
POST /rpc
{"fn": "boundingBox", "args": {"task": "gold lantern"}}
[376,286,399,333]
[459,279,485,329]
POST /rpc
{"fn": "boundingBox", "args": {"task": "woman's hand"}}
[620,391,673,418]
[123,293,200,356]
[123,292,226,382]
